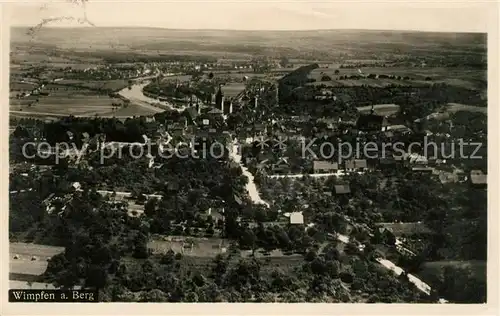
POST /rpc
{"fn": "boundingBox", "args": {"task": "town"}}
[9,26,487,303]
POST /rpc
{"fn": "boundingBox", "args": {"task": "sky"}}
[6,0,494,32]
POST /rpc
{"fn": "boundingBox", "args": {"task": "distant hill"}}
[11,27,486,60]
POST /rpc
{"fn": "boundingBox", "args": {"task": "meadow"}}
[9,243,65,279]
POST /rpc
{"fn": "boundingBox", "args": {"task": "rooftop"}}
[313,160,338,171]
[354,159,368,169]
[334,184,351,195]
[356,114,385,131]
[470,170,487,185]
[289,212,304,225]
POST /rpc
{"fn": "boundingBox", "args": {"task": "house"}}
[379,157,397,169]
[344,159,368,172]
[334,184,351,195]
[289,212,304,225]
[383,124,412,134]
[207,108,223,117]
[470,170,487,187]
[71,182,81,191]
[253,124,267,136]
[204,207,224,222]
[354,159,368,171]
[428,157,447,166]
[233,194,243,206]
[438,172,459,184]
[384,131,395,139]
[42,193,56,211]
[82,132,90,141]
[411,166,434,173]
[405,153,428,166]
[344,160,355,171]
[313,160,338,173]
[256,159,270,172]
[168,123,185,137]
[247,221,283,229]
[356,114,386,132]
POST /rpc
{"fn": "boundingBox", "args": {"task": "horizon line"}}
[9,25,487,34]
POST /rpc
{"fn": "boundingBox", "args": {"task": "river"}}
[117,81,186,113]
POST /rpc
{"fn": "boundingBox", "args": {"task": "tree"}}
[139,289,169,302]
[85,264,109,290]
[132,233,149,259]
[280,56,289,68]
[144,198,158,217]
[311,258,327,275]
[438,265,486,303]
[160,249,175,265]
[305,250,317,262]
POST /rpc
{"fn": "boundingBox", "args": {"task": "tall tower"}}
[274,84,279,105]
[215,84,224,110]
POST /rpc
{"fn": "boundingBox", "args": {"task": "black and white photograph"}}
[3,0,497,310]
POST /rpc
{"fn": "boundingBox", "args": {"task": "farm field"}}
[10,95,125,116]
[221,83,246,97]
[103,104,159,117]
[9,280,57,290]
[307,67,486,90]
[10,81,38,91]
[9,243,65,277]
[357,104,400,116]
[148,235,307,264]
[10,242,65,258]
[148,236,229,257]
[446,103,487,113]
[164,72,282,83]
[54,79,130,91]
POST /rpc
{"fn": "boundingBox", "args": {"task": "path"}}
[229,140,269,207]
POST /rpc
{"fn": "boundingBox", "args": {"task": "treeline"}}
[277,83,484,122]
[103,54,217,64]
[10,112,187,147]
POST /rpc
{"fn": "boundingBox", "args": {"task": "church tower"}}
[215,84,224,112]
